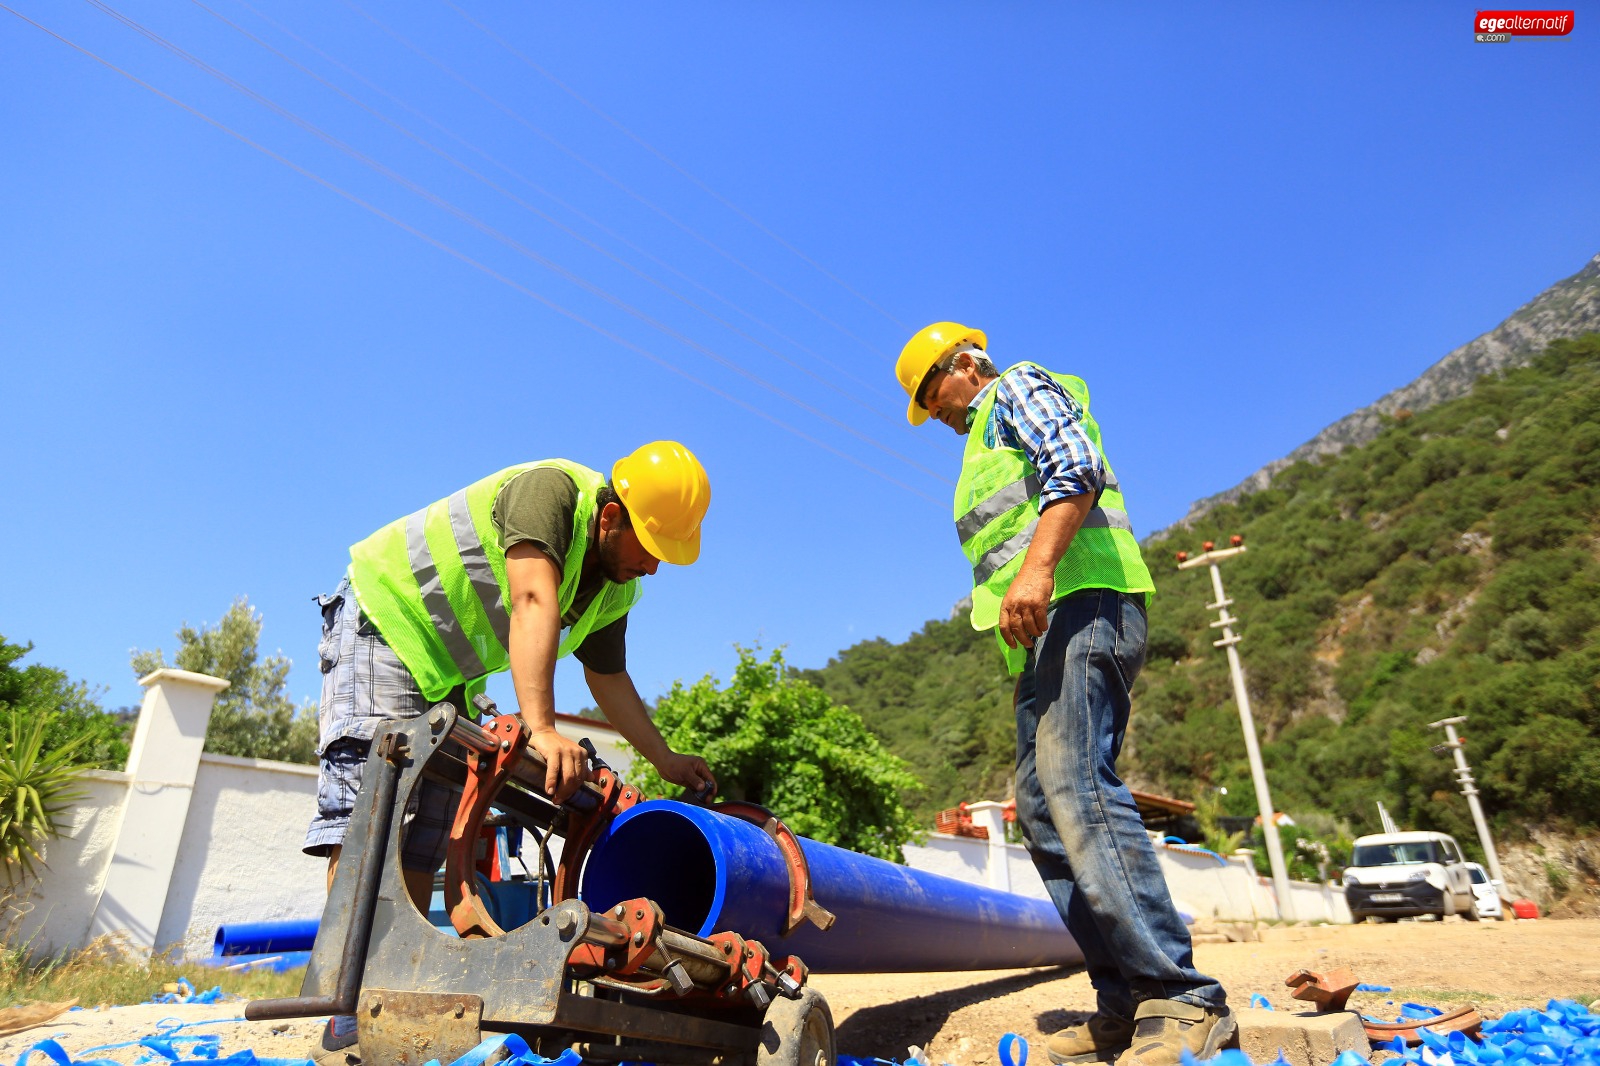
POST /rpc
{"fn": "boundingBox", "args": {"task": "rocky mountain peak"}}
[1155,252,1600,537]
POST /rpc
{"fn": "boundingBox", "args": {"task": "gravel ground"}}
[3,919,1593,1065]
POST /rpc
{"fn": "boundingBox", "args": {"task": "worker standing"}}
[895,325,1232,1066]
[302,442,717,1066]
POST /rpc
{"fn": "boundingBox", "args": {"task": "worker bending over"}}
[895,325,1232,1066]
[302,442,717,1066]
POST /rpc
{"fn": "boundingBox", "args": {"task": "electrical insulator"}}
[1202,541,1215,551]
[1176,551,1188,563]
[1230,535,1243,547]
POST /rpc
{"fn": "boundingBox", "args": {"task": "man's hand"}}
[999,495,1094,650]
[998,567,1054,649]
[653,751,717,797]
[526,727,591,803]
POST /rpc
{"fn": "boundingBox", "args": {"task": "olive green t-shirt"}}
[490,467,627,674]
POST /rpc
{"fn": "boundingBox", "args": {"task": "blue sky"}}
[2,2,1596,718]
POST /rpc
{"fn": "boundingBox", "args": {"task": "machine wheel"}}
[1464,900,1482,921]
[759,987,835,1066]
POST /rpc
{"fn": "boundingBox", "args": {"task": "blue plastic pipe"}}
[213,918,320,957]
[579,800,1081,973]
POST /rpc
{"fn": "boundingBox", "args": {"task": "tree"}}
[0,635,129,769]
[131,598,318,764]
[629,647,923,862]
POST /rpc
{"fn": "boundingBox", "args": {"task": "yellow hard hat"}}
[610,441,711,565]
[895,321,988,426]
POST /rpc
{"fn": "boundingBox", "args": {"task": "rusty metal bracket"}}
[569,898,665,978]
[709,801,836,935]
[707,931,775,1010]
[1363,1004,1484,1046]
[1285,967,1358,1013]
[357,989,484,1066]
[444,714,529,939]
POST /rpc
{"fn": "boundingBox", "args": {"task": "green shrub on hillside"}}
[1135,333,1600,840]
[805,333,1600,842]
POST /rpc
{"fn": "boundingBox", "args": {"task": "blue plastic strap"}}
[14,1040,125,1066]
[998,1033,1027,1066]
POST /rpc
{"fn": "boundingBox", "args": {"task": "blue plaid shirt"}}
[965,364,1106,507]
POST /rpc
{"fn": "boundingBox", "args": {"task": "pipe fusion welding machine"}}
[245,697,1081,1066]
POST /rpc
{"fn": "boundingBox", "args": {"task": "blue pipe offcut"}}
[213,918,320,957]
[579,800,1081,973]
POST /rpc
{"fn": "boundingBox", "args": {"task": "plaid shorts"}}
[302,576,462,872]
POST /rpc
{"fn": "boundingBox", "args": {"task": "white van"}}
[1463,861,1504,920]
[1342,831,1478,922]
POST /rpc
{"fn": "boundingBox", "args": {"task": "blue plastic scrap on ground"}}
[1177,998,1600,1065]
[1357,984,1395,993]
[18,1019,590,1066]
[997,1032,1026,1066]
[1249,994,1273,1010]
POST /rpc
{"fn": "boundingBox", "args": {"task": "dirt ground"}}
[2,919,1594,1066]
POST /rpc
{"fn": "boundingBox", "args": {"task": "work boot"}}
[311,1014,361,1066]
[1117,1000,1236,1066]
[1046,1012,1136,1064]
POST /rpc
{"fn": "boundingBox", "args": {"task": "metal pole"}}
[1429,716,1506,888]
[1205,561,1294,921]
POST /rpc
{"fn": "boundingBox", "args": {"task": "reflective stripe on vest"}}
[404,507,485,681]
[446,489,510,653]
[970,502,1135,586]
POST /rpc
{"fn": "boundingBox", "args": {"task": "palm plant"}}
[1,709,90,888]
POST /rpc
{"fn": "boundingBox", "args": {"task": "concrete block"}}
[1220,921,1261,943]
[1236,1007,1368,1066]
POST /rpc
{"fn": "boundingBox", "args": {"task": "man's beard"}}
[596,530,628,583]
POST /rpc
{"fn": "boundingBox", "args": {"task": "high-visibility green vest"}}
[347,459,640,703]
[955,362,1154,674]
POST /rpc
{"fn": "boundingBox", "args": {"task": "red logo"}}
[1474,10,1575,35]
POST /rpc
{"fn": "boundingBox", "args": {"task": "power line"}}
[234,0,917,424]
[441,0,913,337]
[189,0,932,448]
[2,1,944,506]
[340,0,897,371]
[81,0,952,486]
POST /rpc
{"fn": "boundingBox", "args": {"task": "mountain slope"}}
[1163,253,1600,534]
[803,334,1600,846]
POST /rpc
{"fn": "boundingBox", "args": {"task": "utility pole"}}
[1376,801,1400,834]
[1177,536,1294,920]
[1429,716,1506,889]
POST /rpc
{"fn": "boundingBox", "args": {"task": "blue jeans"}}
[1014,588,1225,1019]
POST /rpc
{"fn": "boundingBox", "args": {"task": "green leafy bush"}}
[631,647,923,861]
[0,637,127,770]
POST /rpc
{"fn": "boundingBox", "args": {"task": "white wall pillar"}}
[88,669,229,956]
[966,801,1011,893]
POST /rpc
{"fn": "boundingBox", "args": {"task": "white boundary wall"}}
[903,827,1352,924]
[15,668,1346,959]
[13,672,636,961]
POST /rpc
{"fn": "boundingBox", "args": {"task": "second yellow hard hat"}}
[611,441,711,565]
[895,321,988,426]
